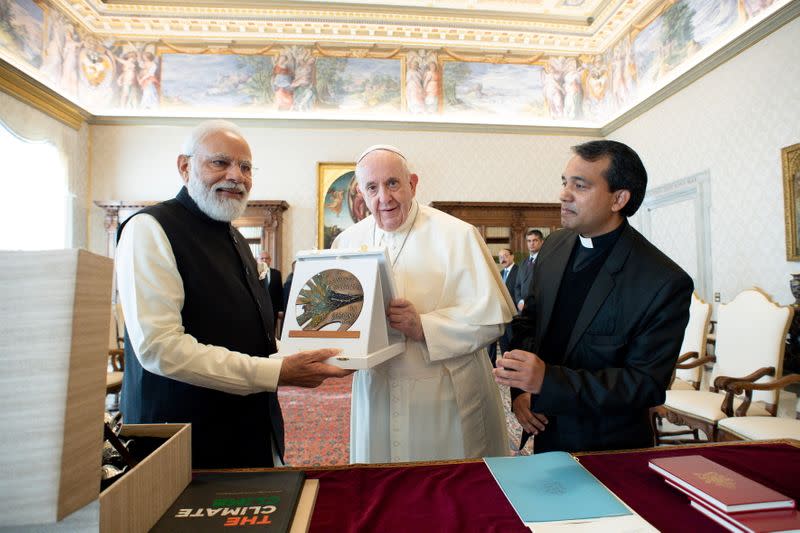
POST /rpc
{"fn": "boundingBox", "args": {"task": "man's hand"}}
[511,393,549,435]
[493,349,546,394]
[517,300,524,312]
[387,298,424,341]
[278,349,354,388]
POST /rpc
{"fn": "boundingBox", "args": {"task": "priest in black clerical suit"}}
[494,140,692,454]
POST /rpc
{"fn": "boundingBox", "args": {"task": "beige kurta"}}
[332,201,516,463]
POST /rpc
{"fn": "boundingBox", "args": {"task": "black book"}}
[151,471,306,532]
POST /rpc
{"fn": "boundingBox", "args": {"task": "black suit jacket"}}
[514,255,535,305]
[262,267,283,318]
[510,223,692,453]
[503,263,519,300]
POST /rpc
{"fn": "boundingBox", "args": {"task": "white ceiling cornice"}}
[51,0,661,55]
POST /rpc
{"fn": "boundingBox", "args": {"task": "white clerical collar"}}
[579,235,594,248]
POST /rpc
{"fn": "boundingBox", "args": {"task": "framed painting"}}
[317,163,370,249]
[783,143,800,261]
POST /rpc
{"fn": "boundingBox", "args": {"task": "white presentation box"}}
[277,248,404,369]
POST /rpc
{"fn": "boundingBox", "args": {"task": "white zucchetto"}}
[356,144,407,164]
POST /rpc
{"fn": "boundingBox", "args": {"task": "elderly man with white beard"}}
[332,146,516,463]
[116,120,352,468]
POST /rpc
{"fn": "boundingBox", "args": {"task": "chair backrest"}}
[710,289,793,406]
[674,292,712,385]
[109,302,125,350]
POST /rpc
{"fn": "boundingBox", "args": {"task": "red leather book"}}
[666,479,800,533]
[649,455,795,513]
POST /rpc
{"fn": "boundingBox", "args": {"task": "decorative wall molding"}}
[641,171,712,301]
[0,61,90,131]
[85,113,602,135]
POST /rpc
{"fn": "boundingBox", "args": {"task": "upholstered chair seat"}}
[669,378,696,391]
[665,389,771,424]
[660,289,792,442]
[716,375,800,441]
[718,415,800,440]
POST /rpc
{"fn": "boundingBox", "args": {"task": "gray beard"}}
[186,171,248,222]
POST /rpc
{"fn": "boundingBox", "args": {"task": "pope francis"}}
[332,145,516,463]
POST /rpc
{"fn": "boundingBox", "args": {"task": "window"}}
[0,121,68,250]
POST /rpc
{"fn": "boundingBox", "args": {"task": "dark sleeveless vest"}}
[119,187,283,468]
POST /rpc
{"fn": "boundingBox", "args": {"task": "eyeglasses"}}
[188,154,256,177]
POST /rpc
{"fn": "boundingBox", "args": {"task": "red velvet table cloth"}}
[305,441,800,532]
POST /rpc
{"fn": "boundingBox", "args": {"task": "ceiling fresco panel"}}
[0,0,794,127]
[0,0,43,68]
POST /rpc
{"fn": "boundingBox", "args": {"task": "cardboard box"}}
[100,424,192,533]
[0,424,192,533]
[0,250,191,532]
[0,250,113,527]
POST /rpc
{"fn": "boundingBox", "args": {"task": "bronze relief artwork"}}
[295,269,364,332]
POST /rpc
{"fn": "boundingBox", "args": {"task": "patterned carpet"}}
[279,373,531,467]
[279,375,352,466]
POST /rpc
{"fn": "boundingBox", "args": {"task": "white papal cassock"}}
[332,200,516,463]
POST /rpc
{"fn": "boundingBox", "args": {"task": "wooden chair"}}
[716,374,800,441]
[672,292,712,391]
[661,289,792,442]
[105,304,126,410]
[652,292,712,444]
[106,348,124,395]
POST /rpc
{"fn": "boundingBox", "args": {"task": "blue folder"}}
[484,451,630,523]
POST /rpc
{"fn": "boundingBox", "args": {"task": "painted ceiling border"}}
[601,0,800,136]
[2,0,798,136]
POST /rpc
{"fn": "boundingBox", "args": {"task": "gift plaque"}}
[277,248,404,369]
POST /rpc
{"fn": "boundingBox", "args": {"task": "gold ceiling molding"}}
[313,43,403,59]
[98,0,609,25]
[441,48,544,65]
[50,0,655,54]
[0,60,90,130]
[92,0,602,30]
[159,41,276,55]
[86,113,603,137]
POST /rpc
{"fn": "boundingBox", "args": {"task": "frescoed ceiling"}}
[1,0,797,130]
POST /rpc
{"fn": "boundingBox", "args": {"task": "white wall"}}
[0,92,89,249]
[612,16,800,306]
[90,124,594,272]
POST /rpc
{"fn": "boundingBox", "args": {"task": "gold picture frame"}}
[783,143,800,261]
[317,162,370,249]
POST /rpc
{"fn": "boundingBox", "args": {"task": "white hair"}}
[354,145,412,184]
[180,119,247,156]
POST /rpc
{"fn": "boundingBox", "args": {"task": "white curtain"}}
[0,120,69,250]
